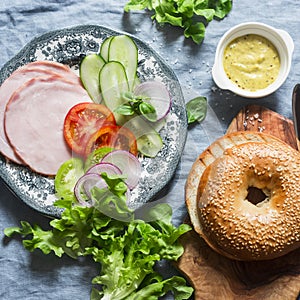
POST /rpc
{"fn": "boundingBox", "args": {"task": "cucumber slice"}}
[100,36,112,62]
[108,35,138,91]
[123,115,163,157]
[152,118,166,132]
[79,54,105,103]
[137,132,163,157]
[99,61,130,124]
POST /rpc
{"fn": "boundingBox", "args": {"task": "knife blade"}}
[292,84,300,144]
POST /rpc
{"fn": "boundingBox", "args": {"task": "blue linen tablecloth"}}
[0,1,299,299]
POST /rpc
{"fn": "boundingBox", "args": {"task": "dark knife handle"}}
[292,84,300,139]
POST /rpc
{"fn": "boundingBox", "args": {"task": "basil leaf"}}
[115,104,135,116]
[139,101,157,122]
[186,96,207,124]
[121,91,134,101]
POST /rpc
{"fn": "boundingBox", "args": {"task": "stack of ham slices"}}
[0,61,92,176]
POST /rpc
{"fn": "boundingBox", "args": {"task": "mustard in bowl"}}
[212,22,294,98]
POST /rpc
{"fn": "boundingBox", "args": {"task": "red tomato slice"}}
[85,124,138,157]
[64,102,116,156]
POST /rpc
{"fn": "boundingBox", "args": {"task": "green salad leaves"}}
[4,174,193,300]
[124,0,233,44]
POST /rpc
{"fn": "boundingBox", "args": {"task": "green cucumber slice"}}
[99,61,130,124]
[79,54,105,103]
[100,36,112,62]
[108,35,138,91]
[123,115,163,157]
[152,118,166,132]
[137,132,163,157]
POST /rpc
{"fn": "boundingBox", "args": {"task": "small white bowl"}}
[212,22,294,98]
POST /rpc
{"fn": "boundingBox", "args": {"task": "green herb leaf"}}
[139,101,157,122]
[186,96,207,124]
[114,103,135,116]
[118,91,157,122]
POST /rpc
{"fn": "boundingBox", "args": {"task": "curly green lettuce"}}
[4,174,193,300]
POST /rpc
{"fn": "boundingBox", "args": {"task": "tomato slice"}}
[84,146,114,171]
[54,157,84,202]
[85,125,138,157]
[64,102,116,155]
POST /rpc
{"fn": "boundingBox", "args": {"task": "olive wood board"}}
[176,105,300,300]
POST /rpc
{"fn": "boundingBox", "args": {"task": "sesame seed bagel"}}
[186,131,284,236]
[185,131,300,261]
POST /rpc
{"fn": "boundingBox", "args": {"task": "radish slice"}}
[86,162,122,176]
[101,150,141,189]
[133,81,171,122]
[74,173,106,206]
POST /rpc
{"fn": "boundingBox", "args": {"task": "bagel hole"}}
[246,186,269,206]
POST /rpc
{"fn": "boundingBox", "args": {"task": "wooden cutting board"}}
[176,105,300,300]
[226,104,299,150]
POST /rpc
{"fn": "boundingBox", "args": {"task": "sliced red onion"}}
[134,81,171,122]
[86,162,122,176]
[74,173,106,207]
[83,174,108,199]
[101,149,141,189]
[74,169,132,208]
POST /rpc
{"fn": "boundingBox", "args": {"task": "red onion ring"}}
[101,149,141,189]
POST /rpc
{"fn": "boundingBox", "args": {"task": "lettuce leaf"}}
[124,0,233,44]
[4,175,193,299]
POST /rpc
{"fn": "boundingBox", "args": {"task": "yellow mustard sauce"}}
[223,34,280,91]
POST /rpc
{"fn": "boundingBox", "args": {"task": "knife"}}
[292,84,300,147]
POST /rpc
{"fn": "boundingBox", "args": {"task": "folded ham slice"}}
[4,75,92,176]
[0,61,81,163]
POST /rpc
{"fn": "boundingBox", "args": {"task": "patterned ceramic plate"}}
[0,25,187,217]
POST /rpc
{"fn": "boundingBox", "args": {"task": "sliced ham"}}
[4,75,92,176]
[0,61,83,163]
[23,61,81,84]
